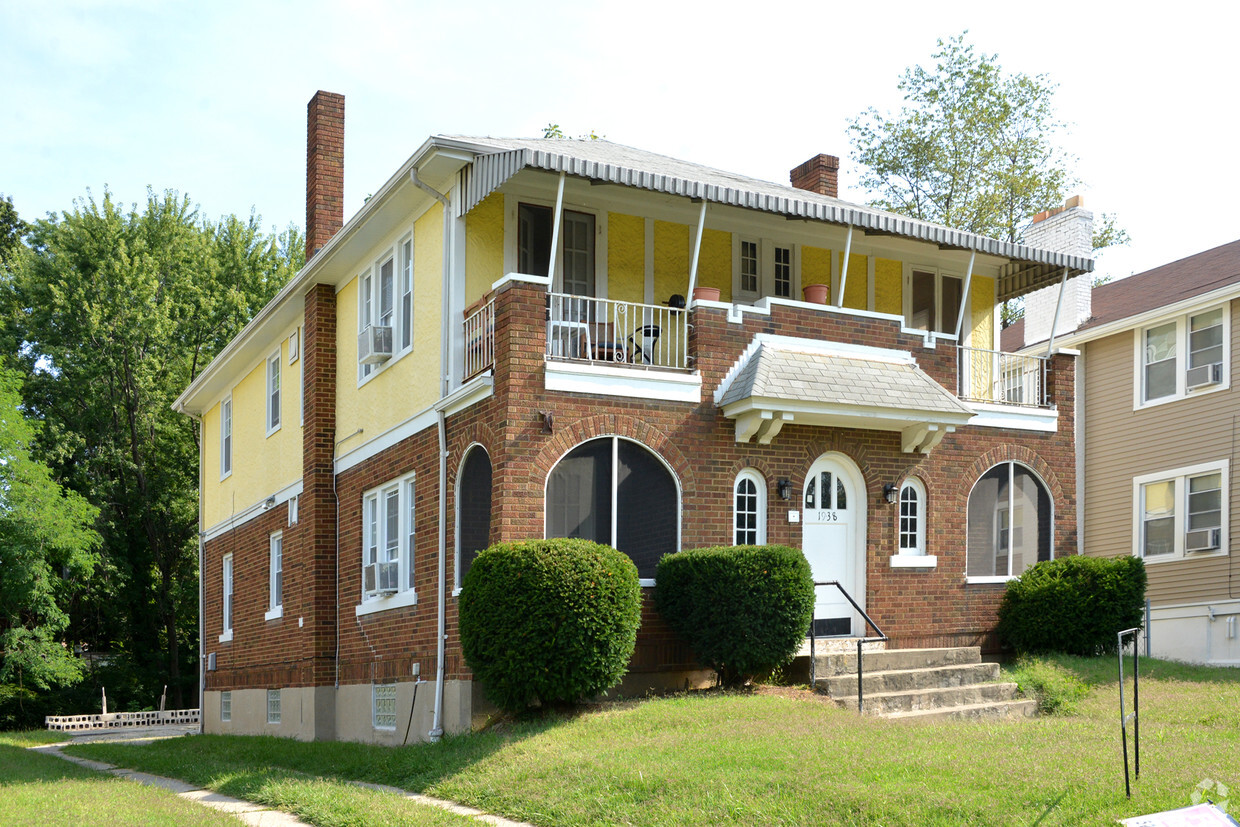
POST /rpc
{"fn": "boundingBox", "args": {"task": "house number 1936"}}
[814,511,841,522]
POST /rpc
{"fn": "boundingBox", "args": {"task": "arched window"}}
[546,437,679,579]
[897,478,926,556]
[456,446,492,588]
[734,469,766,545]
[967,462,1052,579]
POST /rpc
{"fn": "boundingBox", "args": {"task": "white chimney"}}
[1021,196,1093,345]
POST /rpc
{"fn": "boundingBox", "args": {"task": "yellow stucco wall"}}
[608,212,644,304]
[654,220,689,304]
[802,246,832,297]
[337,204,444,449]
[874,258,902,316]
[466,193,503,307]
[970,275,995,349]
[697,228,731,297]
[839,252,868,311]
[202,333,303,528]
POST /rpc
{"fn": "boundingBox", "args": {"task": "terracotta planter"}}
[692,286,721,302]
[803,283,829,304]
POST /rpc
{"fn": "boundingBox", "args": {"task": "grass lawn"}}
[63,655,1240,826]
[0,731,240,826]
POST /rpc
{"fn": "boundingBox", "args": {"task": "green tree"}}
[0,368,100,691]
[3,189,302,708]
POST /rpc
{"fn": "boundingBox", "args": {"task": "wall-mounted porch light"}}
[776,478,791,501]
[883,483,899,505]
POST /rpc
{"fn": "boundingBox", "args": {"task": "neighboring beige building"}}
[1006,234,1240,665]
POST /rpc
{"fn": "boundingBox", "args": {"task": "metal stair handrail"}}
[810,580,888,715]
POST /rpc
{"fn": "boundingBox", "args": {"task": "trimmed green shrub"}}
[655,545,814,687]
[459,538,641,713]
[997,555,1147,656]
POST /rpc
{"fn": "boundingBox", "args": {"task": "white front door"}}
[801,454,866,636]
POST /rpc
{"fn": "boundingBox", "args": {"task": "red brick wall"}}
[306,91,344,259]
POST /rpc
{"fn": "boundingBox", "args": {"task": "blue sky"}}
[3,0,1236,282]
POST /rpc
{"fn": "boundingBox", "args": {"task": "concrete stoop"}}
[811,646,1036,721]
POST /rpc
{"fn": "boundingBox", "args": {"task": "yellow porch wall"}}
[874,258,902,316]
[202,337,303,528]
[608,212,644,304]
[465,193,503,307]
[802,246,831,296]
[970,275,995,349]
[654,220,689,303]
[337,204,444,446]
[697,228,731,297]
[839,252,868,310]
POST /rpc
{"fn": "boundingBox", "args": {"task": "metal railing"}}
[957,345,1049,407]
[463,298,496,380]
[546,293,689,370]
[1118,627,1141,798]
[809,580,888,714]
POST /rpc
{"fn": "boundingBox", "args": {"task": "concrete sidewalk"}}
[33,729,534,827]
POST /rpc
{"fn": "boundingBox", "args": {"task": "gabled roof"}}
[714,335,973,452]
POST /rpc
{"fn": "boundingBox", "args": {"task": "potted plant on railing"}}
[692,286,721,302]
[803,283,829,304]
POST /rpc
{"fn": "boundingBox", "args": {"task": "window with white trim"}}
[1135,461,1227,560]
[267,688,281,724]
[966,462,1052,579]
[733,469,766,545]
[220,691,231,722]
[373,683,397,730]
[906,267,963,335]
[732,237,799,301]
[220,396,232,479]
[267,532,283,618]
[1139,307,1228,406]
[739,239,759,297]
[266,351,281,434]
[897,478,927,555]
[288,495,299,526]
[400,237,413,351]
[220,553,233,641]
[362,473,416,602]
[358,242,415,381]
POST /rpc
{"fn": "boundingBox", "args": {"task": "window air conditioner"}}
[1186,362,1223,390]
[363,561,400,595]
[1185,527,1221,552]
[358,325,394,365]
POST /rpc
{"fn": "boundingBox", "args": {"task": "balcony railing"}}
[957,346,1049,407]
[463,298,496,380]
[547,293,689,370]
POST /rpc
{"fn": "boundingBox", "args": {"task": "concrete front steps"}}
[810,645,1036,721]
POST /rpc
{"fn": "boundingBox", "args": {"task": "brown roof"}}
[1005,239,1240,351]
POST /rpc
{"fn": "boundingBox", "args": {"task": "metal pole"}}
[1134,635,1140,779]
[1118,639,1130,798]
[856,638,864,715]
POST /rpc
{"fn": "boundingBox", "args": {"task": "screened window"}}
[967,463,1052,579]
[266,351,281,434]
[898,479,926,555]
[1136,462,1227,560]
[546,437,679,579]
[220,396,232,478]
[734,470,766,545]
[267,689,281,724]
[518,203,553,277]
[361,474,416,602]
[1140,307,1228,405]
[908,269,962,334]
[457,447,492,588]
[373,683,397,730]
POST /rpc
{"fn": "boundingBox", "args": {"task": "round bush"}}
[654,545,813,687]
[459,538,641,713]
[997,555,1147,656]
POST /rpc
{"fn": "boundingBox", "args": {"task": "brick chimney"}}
[790,154,840,198]
[306,91,345,260]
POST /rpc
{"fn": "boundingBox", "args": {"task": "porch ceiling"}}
[715,335,974,453]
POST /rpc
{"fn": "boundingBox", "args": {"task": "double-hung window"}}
[1139,307,1228,406]
[360,473,417,610]
[219,396,232,479]
[358,239,415,381]
[907,267,963,335]
[266,351,281,434]
[1135,461,1227,560]
[220,553,233,642]
[266,532,283,620]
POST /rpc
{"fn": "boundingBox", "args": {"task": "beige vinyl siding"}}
[1081,299,1238,606]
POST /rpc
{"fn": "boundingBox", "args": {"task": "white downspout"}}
[953,250,977,341]
[1045,267,1072,357]
[685,200,707,298]
[547,172,566,289]
[835,225,854,307]
[411,165,452,742]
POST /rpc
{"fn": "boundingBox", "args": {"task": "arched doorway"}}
[801,453,867,636]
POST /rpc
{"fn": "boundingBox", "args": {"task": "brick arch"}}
[962,444,1066,508]
[794,433,878,499]
[447,421,499,483]
[531,413,695,494]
